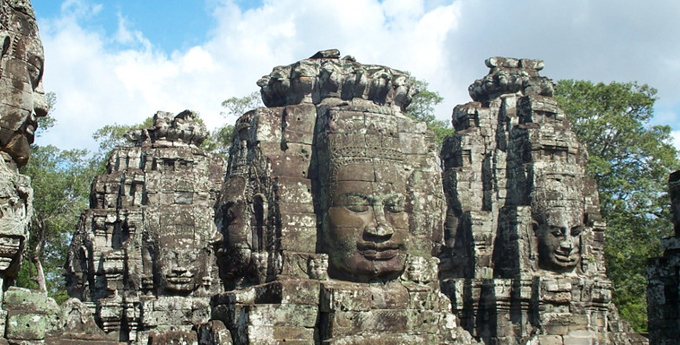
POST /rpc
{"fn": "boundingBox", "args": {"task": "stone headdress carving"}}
[65,111,225,342]
[440,57,642,344]
[212,50,476,344]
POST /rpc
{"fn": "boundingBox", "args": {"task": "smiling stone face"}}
[323,173,410,281]
[0,0,48,167]
[315,102,427,283]
[534,205,584,273]
[154,234,210,294]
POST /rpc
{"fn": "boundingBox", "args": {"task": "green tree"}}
[18,144,97,302]
[221,91,262,118]
[405,79,454,145]
[554,80,680,332]
[92,117,154,168]
[201,124,234,157]
[17,93,99,302]
[209,91,263,157]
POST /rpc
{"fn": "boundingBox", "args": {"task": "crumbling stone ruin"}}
[0,1,661,341]
[646,170,680,345]
[439,57,647,344]
[0,1,118,344]
[211,49,476,344]
[65,110,226,343]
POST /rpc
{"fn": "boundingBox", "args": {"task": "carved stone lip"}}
[553,252,578,265]
[25,121,37,137]
[0,246,20,256]
[361,249,398,260]
[166,276,193,284]
[357,241,403,260]
[357,241,402,251]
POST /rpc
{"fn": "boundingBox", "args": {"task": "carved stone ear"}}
[1,35,10,59]
[531,220,540,233]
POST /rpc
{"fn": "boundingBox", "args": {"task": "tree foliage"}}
[554,80,680,332]
[18,144,98,302]
[210,91,263,157]
[201,124,234,157]
[17,104,98,303]
[221,91,262,118]
[405,79,454,145]
[92,117,154,166]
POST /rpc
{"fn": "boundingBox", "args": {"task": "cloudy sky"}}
[30,0,680,152]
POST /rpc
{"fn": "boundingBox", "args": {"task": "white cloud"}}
[60,0,101,17]
[35,0,680,154]
[672,131,680,153]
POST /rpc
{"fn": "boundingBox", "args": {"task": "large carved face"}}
[155,234,210,294]
[0,1,48,166]
[323,166,410,282]
[535,206,583,273]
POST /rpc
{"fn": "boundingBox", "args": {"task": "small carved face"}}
[324,178,409,282]
[535,206,583,273]
[0,4,48,166]
[215,175,252,282]
[155,234,209,294]
[0,174,31,277]
[0,236,22,271]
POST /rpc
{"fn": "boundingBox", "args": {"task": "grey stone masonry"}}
[211,50,476,344]
[440,57,647,345]
[65,110,226,343]
[646,170,680,345]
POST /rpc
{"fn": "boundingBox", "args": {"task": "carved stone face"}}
[0,236,22,271]
[535,206,583,273]
[155,234,209,294]
[0,172,31,278]
[323,172,410,282]
[215,176,252,283]
[0,1,48,166]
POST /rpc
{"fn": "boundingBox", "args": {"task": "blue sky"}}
[32,0,217,53]
[27,0,680,152]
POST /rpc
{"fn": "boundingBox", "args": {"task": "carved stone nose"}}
[365,207,394,238]
[560,240,573,250]
[366,224,393,237]
[172,266,188,274]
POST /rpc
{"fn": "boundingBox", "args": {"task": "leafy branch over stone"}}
[555,79,680,331]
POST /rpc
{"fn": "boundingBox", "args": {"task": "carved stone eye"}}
[337,194,370,212]
[571,225,584,236]
[550,228,564,237]
[346,204,369,213]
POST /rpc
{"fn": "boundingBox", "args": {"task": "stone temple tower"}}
[211,49,476,344]
[439,57,647,345]
[66,111,226,343]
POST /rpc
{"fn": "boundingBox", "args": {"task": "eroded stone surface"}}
[646,170,680,345]
[440,57,647,344]
[212,50,475,344]
[0,0,48,167]
[49,50,657,344]
[0,0,45,290]
[65,111,226,343]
